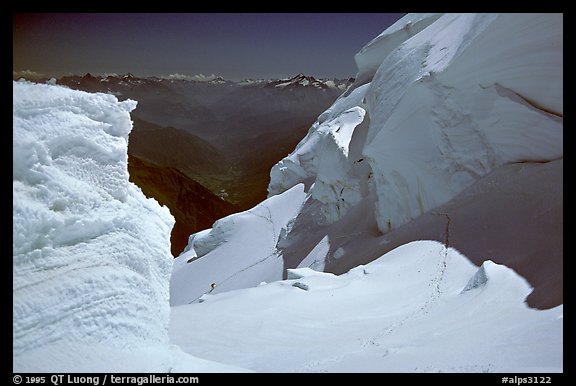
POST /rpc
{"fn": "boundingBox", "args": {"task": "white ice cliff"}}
[176,13,562,306]
[269,13,562,233]
[12,81,243,372]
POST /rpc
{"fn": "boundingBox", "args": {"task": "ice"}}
[354,13,442,86]
[20,12,560,373]
[169,13,562,372]
[296,236,329,271]
[461,261,490,293]
[268,13,562,234]
[13,81,241,372]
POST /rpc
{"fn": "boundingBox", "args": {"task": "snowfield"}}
[13,12,562,373]
[172,13,562,372]
[12,81,245,372]
[171,241,562,372]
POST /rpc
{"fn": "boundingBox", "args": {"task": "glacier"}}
[176,13,562,304]
[170,13,562,372]
[270,13,562,232]
[13,12,562,373]
[12,81,244,372]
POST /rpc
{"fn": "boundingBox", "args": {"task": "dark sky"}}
[13,13,405,80]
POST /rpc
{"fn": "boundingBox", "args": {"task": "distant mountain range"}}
[47,72,353,89]
[51,72,352,147]
[26,72,350,255]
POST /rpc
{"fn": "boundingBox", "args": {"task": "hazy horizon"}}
[13,13,406,81]
[13,69,361,82]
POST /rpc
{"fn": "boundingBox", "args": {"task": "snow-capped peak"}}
[208,76,228,84]
[272,73,328,89]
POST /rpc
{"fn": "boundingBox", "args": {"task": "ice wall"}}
[269,13,562,233]
[13,81,240,372]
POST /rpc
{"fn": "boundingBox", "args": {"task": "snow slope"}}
[171,184,307,305]
[314,158,563,309]
[171,240,562,372]
[13,81,243,372]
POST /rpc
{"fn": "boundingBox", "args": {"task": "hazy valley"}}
[52,73,351,255]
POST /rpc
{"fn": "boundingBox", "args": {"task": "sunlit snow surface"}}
[13,81,244,372]
[172,13,562,372]
[171,184,307,305]
[171,241,562,372]
[13,12,562,373]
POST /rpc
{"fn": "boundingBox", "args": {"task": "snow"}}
[14,12,562,374]
[170,241,562,372]
[268,13,562,234]
[13,81,244,372]
[159,73,221,82]
[268,102,370,219]
[354,13,442,86]
[269,106,368,222]
[170,183,307,305]
[364,13,562,232]
[171,13,562,372]
[324,80,336,89]
[317,158,563,309]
